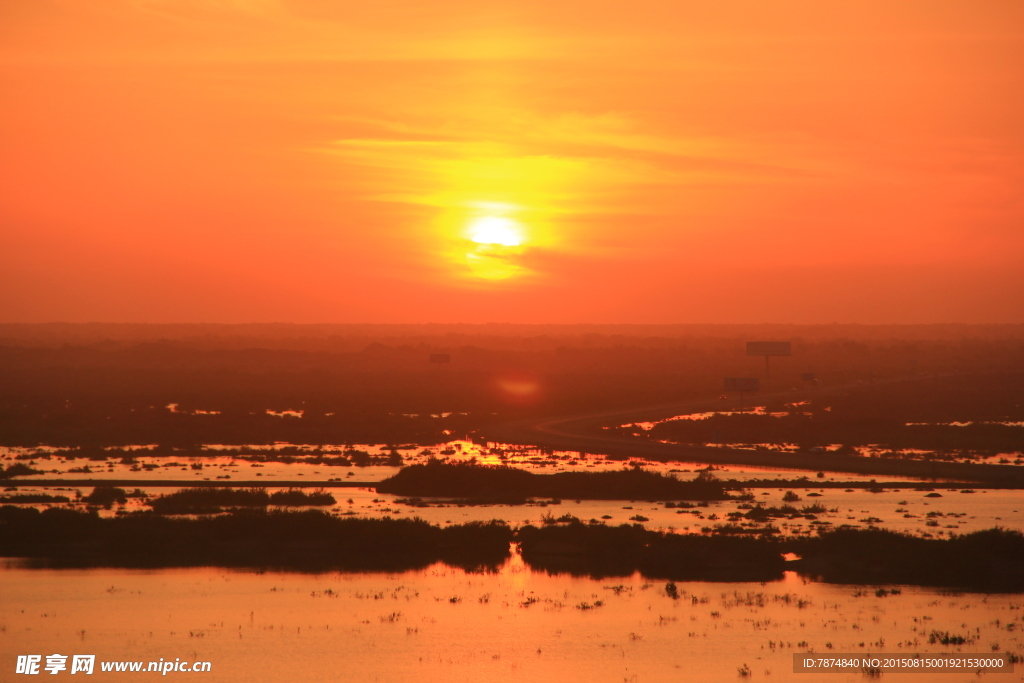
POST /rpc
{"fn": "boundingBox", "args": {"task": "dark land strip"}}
[7,477,1024,491]
[483,382,1024,486]
[2,506,1022,590]
[374,463,1024,501]
[7,479,375,488]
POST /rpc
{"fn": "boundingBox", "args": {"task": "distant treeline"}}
[2,506,1021,589]
[2,329,1022,447]
[0,507,512,572]
[376,461,736,502]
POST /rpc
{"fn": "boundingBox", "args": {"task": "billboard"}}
[747,341,792,356]
[724,377,760,392]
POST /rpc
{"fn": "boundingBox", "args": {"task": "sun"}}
[462,214,526,280]
[439,205,537,281]
[467,216,523,246]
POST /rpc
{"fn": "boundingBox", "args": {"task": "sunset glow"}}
[1,1,1022,323]
[5,5,1024,683]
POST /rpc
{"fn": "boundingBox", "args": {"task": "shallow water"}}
[3,554,1022,682]
[5,440,1024,537]
[5,483,1023,539]
[10,440,1000,484]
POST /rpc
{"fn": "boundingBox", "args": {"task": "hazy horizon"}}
[5,320,1024,345]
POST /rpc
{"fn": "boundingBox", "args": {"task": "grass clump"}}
[83,486,128,508]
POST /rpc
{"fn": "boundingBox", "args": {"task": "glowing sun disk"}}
[467,216,523,246]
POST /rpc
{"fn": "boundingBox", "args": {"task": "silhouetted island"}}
[376,460,736,502]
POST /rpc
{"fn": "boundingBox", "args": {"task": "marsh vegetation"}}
[0,506,511,571]
[144,487,337,514]
[2,505,1021,589]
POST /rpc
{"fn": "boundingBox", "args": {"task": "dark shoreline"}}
[3,506,1022,590]
[6,477,1024,490]
[0,506,512,573]
[488,420,1024,485]
[482,374,1024,485]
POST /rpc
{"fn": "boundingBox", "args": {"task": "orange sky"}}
[2,1,1022,324]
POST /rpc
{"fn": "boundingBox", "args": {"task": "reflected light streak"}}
[497,378,539,397]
